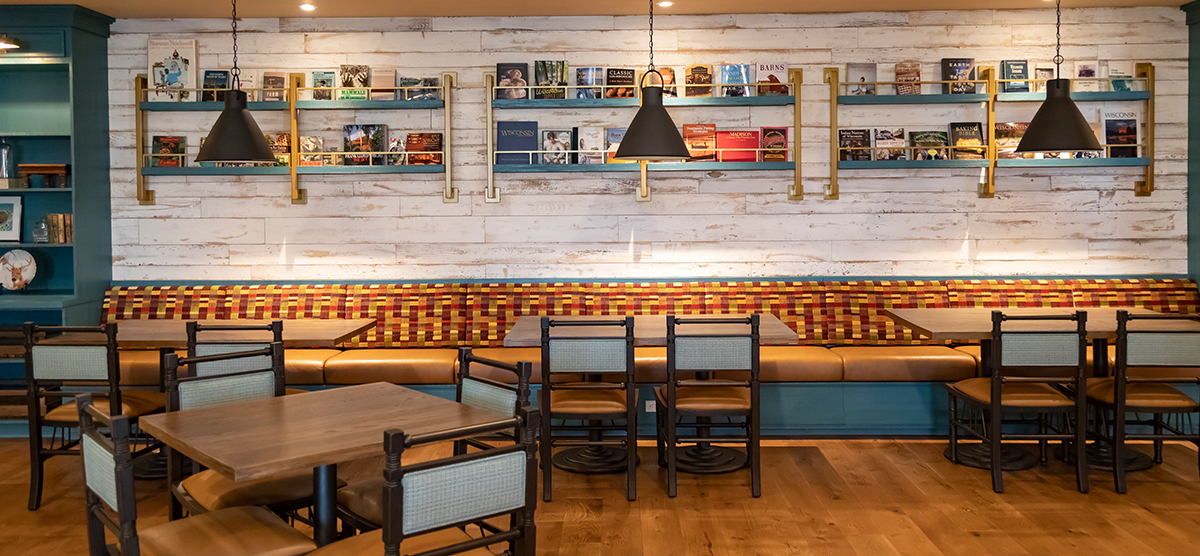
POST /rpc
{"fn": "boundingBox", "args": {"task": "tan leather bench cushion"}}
[139,505,315,556]
[323,349,456,385]
[630,346,844,383]
[285,349,340,385]
[182,468,343,511]
[550,385,634,415]
[833,346,977,382]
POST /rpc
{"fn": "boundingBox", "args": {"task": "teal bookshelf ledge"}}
[141,166,289,176]
[1,188,72,193]
[493,161,795,173]
[995,158,1150,168]
[839,159,990,169]
[294,99,443,110]
[296,165,444,174]
[838,93,990,105]
[493,96,795,109]
[140,101,289,111]
[996,91,1152,102]
[142,166,445,176]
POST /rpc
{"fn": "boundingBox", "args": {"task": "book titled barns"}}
[406,133,444,165]
[756,62,789,96]
[941,58,976,94]
[343,124,386,166]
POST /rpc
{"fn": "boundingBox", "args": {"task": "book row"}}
[149,127,444,167]
[495,123,790,164]
[845,58,1141,96]
[494,62,791,100]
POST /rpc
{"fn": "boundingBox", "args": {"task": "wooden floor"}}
[3,438,1200,555]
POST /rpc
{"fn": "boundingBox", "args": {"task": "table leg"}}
[313,464,338,546]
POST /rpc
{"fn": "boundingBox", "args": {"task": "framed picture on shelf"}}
[0,196,20,242]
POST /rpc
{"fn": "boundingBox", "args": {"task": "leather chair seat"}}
[44,391,164,422]
[833,346,977,381]
[181,468,344,511]
[1086,377,1198,409]
[337,477,385,527]
[654,381,751,411]
[139,505,316,556]
[550,384,633,415]
[949,377,1075,408]
[635,346,843,383]
[324,349,456,385]
[307,527,491,556]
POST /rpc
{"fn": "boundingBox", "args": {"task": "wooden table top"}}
[39,318,376,349]
[502,314,798,347]
[138,382,510,482]
[885,307,1200,342]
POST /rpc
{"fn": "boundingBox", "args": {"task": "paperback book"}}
[343,124,386,166]
[838,129,871,161]
[148,38,197,102]
[151,136,185,167]
[299,136,324,166]
[846,63,876,95]
[683,124,717,162]
[872,128,907,161]
[261,71,287,102]
[311,70,336,100]
[266,133,291,166]
[201,70,229,102]
[605,68,636,99]
[995,122,1030,159]
[908,130,949,160]
[496,63,529,99]
[231,70,257,101]
[576,127,606,164]
[542,130,573,164]
[684,65,714,97]
[1074,60,1100,92]
[757,62,790,96]
[1001,60,1030,93]
[1102,109,1140,158]
[941,58,976,94]
[387,137,405,165]
[398,76,440,101]
[371,67,397,101]
[338,65,370,100]
[606,128,633,163]
[720,64,754,97]
[760,127,788,162]
[894,61,921,95]
[1034,64,1056,93]
[1107,62,1134,92]
[646,67,678,97]
[406,133,443,165]
[496,121,537,165]
[716,131,759,162]
[949,122,986,160]
[575,67,604,99]
[534,61,569,99]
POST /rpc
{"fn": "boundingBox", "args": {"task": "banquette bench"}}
[104,278,1199,435]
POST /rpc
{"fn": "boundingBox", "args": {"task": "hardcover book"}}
[606,128,634,163]
[576,68,604,99]
[720,64,754,97]
[872,128,907,161]
[1034,64,1056,93]
[684,65,714,98]
[1001,60,1030,93]
[299,136,324,166]
[148,38,198,102]
[756,62,790,96]
[232,70,257,101]
[949,122,986,160]
[908,130,949,160]
[995,122,1030,159]
[398,76,440,101]
[846,63,876,95]
[201,70,229,102]
[644,67,678,97]
[894,61,921,95]
[151,136,185,167]
[760,127,789,162]
[1103,109,1140,158]
[534,61,569,99]
[1074,60,1100,92]
[311,70,336,100]
[716,131,759,162]
[605,68,636,99]
[496,121,538,165]
[405,133,443,165]
[1107,61,1134,92]
[683,124,717,162]
[542,130,573,164]
[838,129,871,161]
[261,71,287,102]
[371,67,397,100]
[576,126,606,164]
[337,65,370,100]
[266,133,291,166]
[343,124,386,166]
[496,63,529,99]
[941,58,976,94]
[387,137,406,165]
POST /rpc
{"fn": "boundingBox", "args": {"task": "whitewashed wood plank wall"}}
[107,7,1189,281]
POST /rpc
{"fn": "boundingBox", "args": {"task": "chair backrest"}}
[667,315,760,378]
[76,394,141,556]
[1116,310,1200,376]
[25,323,122,415]
[989,310,1088,381]
[186,320,282,377]
[165,342,285,412]
[539,316,635,385]
[381,406,539,556]
[457,347,531,417]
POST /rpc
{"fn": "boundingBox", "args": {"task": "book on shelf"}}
[948,122,986,160]
[386,137,405,165]
[606,128,635,163]
[659,67,678,97]
[311,70,336,100]
[337,65,370,100]
[894,61,921,95]
[50,213,66,244]
[576,127,606,164]
[1103,109,1140,158]
[230,70,257,101]
[872,128,907,161]
[1074,60,1100,92]
[64,214,72,244]
[575,67,604,99]
[757,62,790,96]
[343,124,386,166]
[325,144,343,166]
[1033,64,1056,93]
[496,121,538,165]
[534,61,569,99]
[405,133,443,165]
[995,122,1030,159]
[151,136,185,167]
[541,130,573,164]
[299,136,324,166]
[941,58,976,94]
[496,63,529,99]
[1107,61,1134,92]
[261,71,287,102]
[846,63,876,95]
[266,133,292,166]
[683,124,717,162]
[719,64,754,97]
[684,64,714,97]
[760,127,789,162]
[201,70,229,102]
[716,131,759,162]
[370,67,397,100]
[605,68,636,99]
[838,129,871,161]
[1001,60,1030,93]
[413,77,442,100]
[908,130,949,160]
[147,38,198,102]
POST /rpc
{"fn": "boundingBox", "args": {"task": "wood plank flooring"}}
[2,438,1199,555]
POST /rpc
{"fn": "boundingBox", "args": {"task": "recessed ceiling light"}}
[300,3,316,11]
[658,1,674,6]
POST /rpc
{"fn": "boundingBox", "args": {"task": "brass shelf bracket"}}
[289,72,306,204]
[788,68,804,200]
[636,161,651,202]
[484,72,501,203]
[823,67,839,200]
[979,66,997,198]
[1135,62,1155,197]
[134,74,155,205]
[442,71,459,203]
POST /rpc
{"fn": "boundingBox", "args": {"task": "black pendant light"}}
[1015,0,1101,153]
[613,0,690,161]
[196,0,276,163]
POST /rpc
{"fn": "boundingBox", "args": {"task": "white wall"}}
[107,7,1189,281]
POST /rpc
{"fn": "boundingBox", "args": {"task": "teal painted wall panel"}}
[1186,2,1200,280]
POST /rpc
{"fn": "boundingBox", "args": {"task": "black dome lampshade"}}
[1014,78,1102,153]
[614,84,691,162]
[194,89,277,163]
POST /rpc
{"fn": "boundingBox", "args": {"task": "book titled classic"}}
[605,68,636,99]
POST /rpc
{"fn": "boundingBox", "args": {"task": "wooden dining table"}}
[138,382,512,547]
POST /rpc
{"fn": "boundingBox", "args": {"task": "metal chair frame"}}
[77,394,144,556]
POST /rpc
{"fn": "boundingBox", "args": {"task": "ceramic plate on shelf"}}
[0,249,36,290]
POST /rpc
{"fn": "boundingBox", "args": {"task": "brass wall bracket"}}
[289,73,306,204]
[822,67,839,200]
[484,72,501,203]
[788,68,804,200]
[134,74,155,205]
[635,162,651,202]
[1135,62,1155,197]
[442,71,459,203]
[979,66,997,199]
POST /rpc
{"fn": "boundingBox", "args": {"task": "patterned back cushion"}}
[226,285,346,320]
[945,279,1075,308]
[1071,278,1198,314]
[585,282,708,316]
[823,280,950,345]
[103,286,226,322]
[709,281,825,345]
[465,283,591,348]
[344,284,467,348]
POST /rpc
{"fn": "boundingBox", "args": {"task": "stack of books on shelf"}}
[493,61,791,100]
[495,122,790,165]
[839,58,1141,96]
[44,213,72,244]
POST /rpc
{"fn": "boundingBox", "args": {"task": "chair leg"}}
[1113,407,1127,494]
[1038,414,1049,464]
[1073,407,1088,494]
[947,392,959,464]
[27,419,44,511]
[655,402,665,467]
[749,413,761,498]
[626,411,637,502]
[989,409,1003,494]
[1153,414,1164,464]
[666,406,677,498]
[539,390,553,503]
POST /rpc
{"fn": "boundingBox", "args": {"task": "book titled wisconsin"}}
[534,61,568,99]
[720,64,754,97]
[496,121,538,165]
[941,58,976,94]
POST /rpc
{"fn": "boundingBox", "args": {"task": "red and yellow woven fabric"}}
[102,286,227,322]
[343,284,467,348]
[1071,278,1198,314]
[464,283,591,347]
[945,279,1075,308]
[822,280,951,345]
[225,285,346,320]
[709,281,825,344]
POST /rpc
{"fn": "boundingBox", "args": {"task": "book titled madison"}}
[495,63,529,99]
[605,68,636,98]
[683,124,717,162]
[496,121,537,165]
[756,62,789,96]
[949,122,986,160]
[838,129,871,161]
[406,133,443,165]
[720,64,754,97]
[534,61,568,99]
[941,58,976,94]
[716,131,759,162]
[575,67,604,99]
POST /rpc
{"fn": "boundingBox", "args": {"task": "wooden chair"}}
[1088,310,1200,493]
[76,394,316,556]
[164,342,337,521]
[946,310,1090,493]
[309,407,540,556]
[337,347,533,532]
[539,316,638,502]
[656,315,762,498]
[25,322,165,511]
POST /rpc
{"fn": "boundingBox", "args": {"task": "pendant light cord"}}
[647,0,655,73]
[1054,0,1063,76]
[231,0,241,89]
